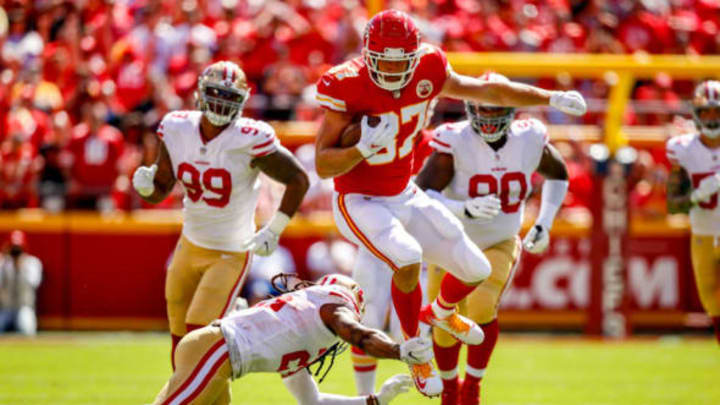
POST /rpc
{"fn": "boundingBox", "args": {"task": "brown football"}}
[338,115,381,147]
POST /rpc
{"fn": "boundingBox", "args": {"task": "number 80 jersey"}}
[158,111,279,252]
[430,119,548,249]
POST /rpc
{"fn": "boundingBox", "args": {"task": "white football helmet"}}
[196,61,249,126]
[465,72,516,143]
[692,80,720,139]
[318,273,366,316]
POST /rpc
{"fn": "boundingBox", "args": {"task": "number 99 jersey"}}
[430,118,548,249]
[158,111,279,251]
[315,44,449,196]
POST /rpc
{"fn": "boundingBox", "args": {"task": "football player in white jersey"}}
[151,274,432,405]
[666,80,720,345]
[415,72,569,405]
[132,61,310,374]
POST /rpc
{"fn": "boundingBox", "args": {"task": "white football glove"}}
[356,114,399,158]
[398,336,433,365]
[549,91,587,116]
[242,212,290,256]
[132,164,158,197]
[691,173,720,204]
[523,224,550,254]
[464,195,502,221]
[375,374,412,405]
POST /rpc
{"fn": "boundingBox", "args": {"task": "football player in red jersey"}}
[314,10,586,397]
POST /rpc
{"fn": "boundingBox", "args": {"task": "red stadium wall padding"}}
[0,216,703,331]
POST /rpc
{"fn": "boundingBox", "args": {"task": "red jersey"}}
[316,44,449,196]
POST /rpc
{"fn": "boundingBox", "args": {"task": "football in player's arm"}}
[151,274,432,405]
[313,10,584,398]
[665,80,720,345]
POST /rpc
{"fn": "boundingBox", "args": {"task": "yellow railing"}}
[446,52,720,152]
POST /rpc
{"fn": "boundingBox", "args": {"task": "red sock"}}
[465,319,499,385]
[438,273,476,306]
[434,340,461,377]
[391,281,422,337]
[186,323,204,333]
[713,316,720,345]
[171,334,182,370]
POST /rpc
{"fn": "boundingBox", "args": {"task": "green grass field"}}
[0,332,717,405]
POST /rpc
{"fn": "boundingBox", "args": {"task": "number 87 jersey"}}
[430,118,548,249]
[158,110,279,251]
[316,44,449,196]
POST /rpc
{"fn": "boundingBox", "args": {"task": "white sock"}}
[432,300,454,318]
[353,369,376,395]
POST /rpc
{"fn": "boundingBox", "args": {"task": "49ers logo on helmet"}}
[363,10,421,92]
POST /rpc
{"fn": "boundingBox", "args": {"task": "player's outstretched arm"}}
[283,369,412,405]
[666,164,692,214]
[320,303,433,364]
[440,71,586,116]
[524,144,569,254]
[320,303,401,359]
[133,141,176,204]
[315,110,365,178]
[246,146,310,256]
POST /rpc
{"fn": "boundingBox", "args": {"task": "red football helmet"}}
[363,10,421,91]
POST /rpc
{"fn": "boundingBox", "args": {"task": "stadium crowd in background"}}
[0,0,718,213]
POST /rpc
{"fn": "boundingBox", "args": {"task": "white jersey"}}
[158,111,279,251]
[219,285,360,378]
[666,133,720,236]
[430,118,547,249]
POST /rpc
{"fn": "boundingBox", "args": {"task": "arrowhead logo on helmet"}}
[196,61,250,126]
[363,10,421,92]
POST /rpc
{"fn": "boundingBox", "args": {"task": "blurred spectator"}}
[0,0,718,215]
[0,231,42,336]
[306,237,356,280]
[66,102,125,211]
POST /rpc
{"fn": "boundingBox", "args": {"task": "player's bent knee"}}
[393,263,421,291]
[451,241,491,284]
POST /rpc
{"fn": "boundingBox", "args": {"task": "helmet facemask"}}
[465,102,515,143]
[196,61,249,126]
[198,84,248,126]
[363,47,420,92]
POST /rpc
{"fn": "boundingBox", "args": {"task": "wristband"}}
[268,212,291,234]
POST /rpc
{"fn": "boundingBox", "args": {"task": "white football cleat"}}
[408,361,442,398]
[419,304,485,345]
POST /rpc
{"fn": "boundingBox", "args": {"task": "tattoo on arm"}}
[667,165,692,214]
[252,146,310,217]
[321,304,400,360]
[415,152,455,191]
[536,144,569,180]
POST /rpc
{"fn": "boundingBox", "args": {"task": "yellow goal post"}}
[446,52,720,152]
